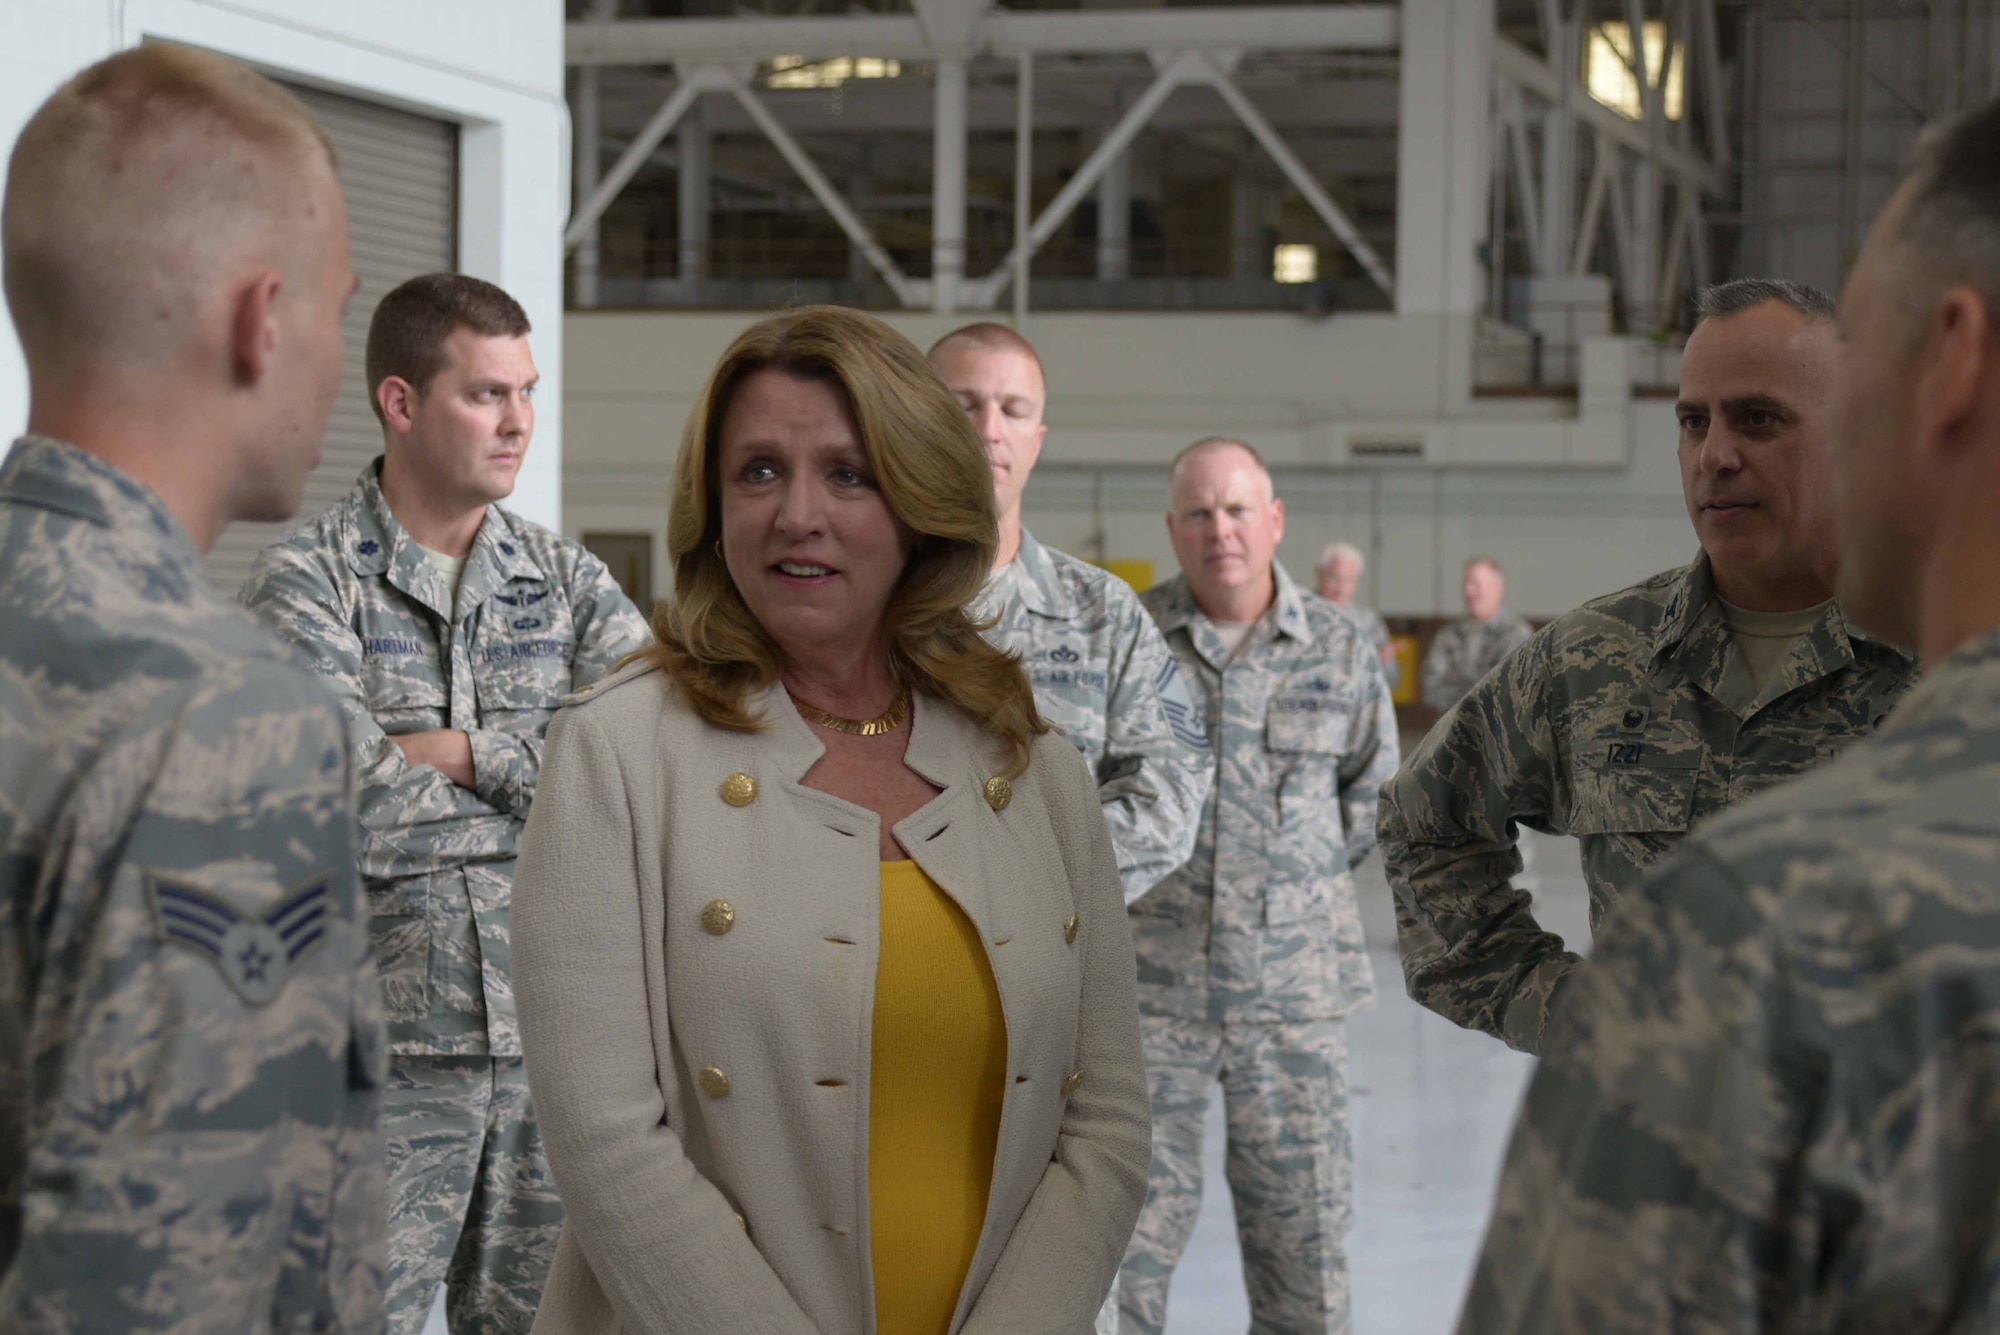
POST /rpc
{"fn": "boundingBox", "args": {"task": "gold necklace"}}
[790,683,911,737]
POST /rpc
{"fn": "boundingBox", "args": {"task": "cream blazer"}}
[512,661,1151,1335]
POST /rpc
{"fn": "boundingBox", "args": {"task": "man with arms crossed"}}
[928,324,1210,905]
[1419,556,1532,712]
[244,275,648,1334]
[1120,439,1398,1335]
[1462,98,2000,1334]
[0,45,384,1331]
[1380,279,1918,1053]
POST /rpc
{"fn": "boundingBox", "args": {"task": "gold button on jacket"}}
[984,775,1013,810]
[1060,1070,1085,1098]
[699,1066,732,1097]
[1064,912,1079,945]
[701,900,737,935]
[721,772,758,807]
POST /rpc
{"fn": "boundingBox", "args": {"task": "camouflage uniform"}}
[242,460,647,1334]
[1118,563,1399,1335]
[1460,621,2000,1335]
[1344,603,1401,692]
[1381,554,1917,1054]
[0,436,385,1332]
[1420,609,1533,711]
[973,528,1212,904]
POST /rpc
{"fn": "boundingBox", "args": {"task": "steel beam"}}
[1493,35,1718,193]
[1200,52,1394,296]
[574,63,603,306]
[567,7,1400,66]
[965,52,1195,308]
[723,72,923,307]
[563,70,721,249]
[933,56,968,312]
[1012,49,1032,325]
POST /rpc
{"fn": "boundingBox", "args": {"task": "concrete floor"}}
[1159,828,1592,1335]
[424,829,1594,1335]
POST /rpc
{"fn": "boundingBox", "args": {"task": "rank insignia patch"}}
[148,874,334,1005]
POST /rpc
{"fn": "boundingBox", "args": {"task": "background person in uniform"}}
[0,44,385,1331]
[1461,101,2000,1335]
[1419,557,1533,712]
[242,275,649,1335]
[1119,439,1399,1335]
[1380,278,1919,1054]
[1314,540,1401,691]
[510,306,1150,1335]
[928,323,1211,906]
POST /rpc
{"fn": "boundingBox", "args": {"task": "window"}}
[1587,21,1684,121]
[1273,243,1319,284]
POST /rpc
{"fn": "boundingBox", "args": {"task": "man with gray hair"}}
[1315,539,1402,690]
[1461,97,2000,1333]
[0,43,384,1330]
[1380,276,1918,1053]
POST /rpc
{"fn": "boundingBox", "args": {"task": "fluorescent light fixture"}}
[1273,243,1319,284]
[768,55,903,90]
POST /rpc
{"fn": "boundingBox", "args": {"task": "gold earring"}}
[714,540,723,559]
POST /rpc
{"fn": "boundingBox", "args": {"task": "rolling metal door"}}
[205,83,457,594]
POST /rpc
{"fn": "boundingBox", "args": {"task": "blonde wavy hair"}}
[642,305,1050,777]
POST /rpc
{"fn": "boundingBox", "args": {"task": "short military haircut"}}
[365,274,532,425]
[1891,97,2000,316]
[1318,540,1365,573]
[928,321,1046,384]
[1466,555,1505,577]
[1693,277,1837,325]
[3,42,336,375]
[1169,436,1274,500]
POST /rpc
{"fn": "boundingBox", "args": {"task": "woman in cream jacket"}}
[511,306,1151,1335]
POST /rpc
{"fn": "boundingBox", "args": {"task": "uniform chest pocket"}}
[1266,696,1347,754]
[1569,737,1701,835]
[1267,695,1347,828]
[361,656,447,732]
[473,594,573,712]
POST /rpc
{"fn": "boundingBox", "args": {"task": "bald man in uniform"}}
[0,44,385,1331]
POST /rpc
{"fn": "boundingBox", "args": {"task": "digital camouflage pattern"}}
[382,1057,561,1335]
[1460,622,2000,1335]
[243,460,645,1331]
[1133,562,1399,1025]
[1382,554,1918,1053]
[974,528,1212,904]
[1420,609,1533,712]
[0,437,385,1332]
[241,460,648,1057]
[1120,1015,1353,1335]
[1116,564,1395,1335]
[1345,603,1402,693]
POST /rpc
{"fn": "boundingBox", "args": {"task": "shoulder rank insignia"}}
[147,874,334,1006]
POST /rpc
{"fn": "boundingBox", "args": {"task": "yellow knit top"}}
[870,860,1009,1335]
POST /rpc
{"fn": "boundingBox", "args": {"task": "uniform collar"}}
[1153,560,1311,669]
[342,457,545,620]
[1651,549,1900,713]
[0,435,208,594]
[992,527,1071,620]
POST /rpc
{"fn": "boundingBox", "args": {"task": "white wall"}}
[0,0,569,528]
[564,310,1696,619]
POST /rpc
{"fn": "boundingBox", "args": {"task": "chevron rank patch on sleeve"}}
[148,872,335,1006]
